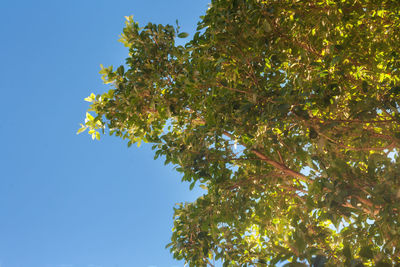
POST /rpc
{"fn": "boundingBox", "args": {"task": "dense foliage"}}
[80,0,400,265]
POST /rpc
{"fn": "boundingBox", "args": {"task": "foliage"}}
[80,0,400,265]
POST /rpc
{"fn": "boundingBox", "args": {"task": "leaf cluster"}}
[80,1,400,266]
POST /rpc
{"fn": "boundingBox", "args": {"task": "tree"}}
[79,0,400,265]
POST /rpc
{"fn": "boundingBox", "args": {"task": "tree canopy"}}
[79,0,400,265]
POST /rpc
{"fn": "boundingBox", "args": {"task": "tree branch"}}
[250,149,311,184]
[223,131,312,184]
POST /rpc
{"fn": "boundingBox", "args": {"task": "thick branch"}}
[250,149,311,184]
[223,131,311,184]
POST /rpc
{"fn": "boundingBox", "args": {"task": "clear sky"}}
[0,1,210,266]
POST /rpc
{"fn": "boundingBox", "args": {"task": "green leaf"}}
[77,124,87,134]
[84,93,96,102]
[117,65,124,76]
[199,184,207,190]
[85,112,94,122]
[189,181,195,190]
[177,32,189,38]
[263,20,272,32]
[165,242,173,249]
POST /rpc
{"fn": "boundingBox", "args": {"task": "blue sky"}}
[0,1,210,266]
